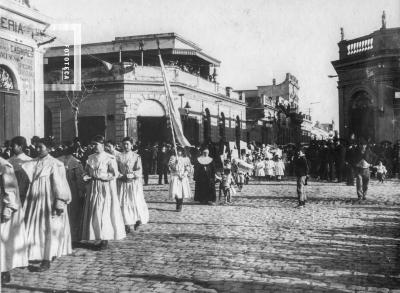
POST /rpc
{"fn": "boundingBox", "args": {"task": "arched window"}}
[203,108,211,143]
[219,112,226,140]
[0,66,15,90]
[235,115,241,143]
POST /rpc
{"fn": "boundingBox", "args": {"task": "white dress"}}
[274,160,285,176]
[168,156,192,200]
[22,155,72,261]
[265,160,275,176]
[254,161,266,177]
[81,152,126,241]
[0,158,28,272]
[116,151,149,225]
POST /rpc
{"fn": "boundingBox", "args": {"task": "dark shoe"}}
[100,240,108,250]
[176,199,183,212]
[1,271,11,284]
[134,221,142,230]
[36,260,50,272]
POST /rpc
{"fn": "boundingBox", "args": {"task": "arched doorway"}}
[0,66,19,143]
[349,91,375,142]
[137,99,168,145]
[203,108,211,143]
[219,112,226,141]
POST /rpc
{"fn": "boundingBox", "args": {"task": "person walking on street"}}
[168,147,192,212]
[117,137,149,233]
[294,148,309,208]
[354,140,374,200]
[0,157,28,284]
[22,138,72,272]
[81,135,126,250]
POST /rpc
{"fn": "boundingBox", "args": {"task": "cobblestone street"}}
[4,177,400,293]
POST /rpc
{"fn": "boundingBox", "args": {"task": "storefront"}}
[0,0,50,143]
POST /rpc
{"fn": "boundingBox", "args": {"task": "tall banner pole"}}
[159,53,178,157]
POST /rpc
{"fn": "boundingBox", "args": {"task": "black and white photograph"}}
[0,0,400,292]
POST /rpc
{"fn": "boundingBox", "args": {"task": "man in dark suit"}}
[294,148,309,207]
[334,139,346,182]
[140,143,153,185]
[157,145,170,185]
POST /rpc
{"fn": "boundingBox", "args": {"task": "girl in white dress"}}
[81,135,126,250]
[274,156,285,181]
[168,147,192,212]
[22,138,72,272]
[1,157,28,283]
[116,137,149,233]
[264,157,275,180]
[254,157,266,180]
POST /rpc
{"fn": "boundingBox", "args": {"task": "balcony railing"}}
[52,64,240,99]
[347,37,373,55]
[339,28,400,59]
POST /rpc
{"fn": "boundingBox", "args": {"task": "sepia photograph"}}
[0,0,400,292]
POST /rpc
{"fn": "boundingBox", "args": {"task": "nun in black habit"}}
[193,148,216,204]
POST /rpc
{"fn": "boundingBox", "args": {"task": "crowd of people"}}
[0,133,396,284]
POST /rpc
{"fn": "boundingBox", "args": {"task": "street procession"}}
[1,0,400,292]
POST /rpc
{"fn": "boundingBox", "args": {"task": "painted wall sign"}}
[0,37,34,95]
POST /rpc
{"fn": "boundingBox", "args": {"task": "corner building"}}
[0,0,50,142]
[44,33,247,146]
[332,17,400,143]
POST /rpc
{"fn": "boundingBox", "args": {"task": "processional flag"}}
[158,54,191,147]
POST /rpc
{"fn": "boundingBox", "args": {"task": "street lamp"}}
[184,101,191,116]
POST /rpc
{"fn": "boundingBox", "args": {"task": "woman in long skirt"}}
[81,135,126,250]
[1,157,28,284]
[22,138,72,272]
[57,146,86,244]
[116,137,149,233]
[168,147,192,211]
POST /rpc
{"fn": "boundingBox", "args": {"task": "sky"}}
[33,0,400,125]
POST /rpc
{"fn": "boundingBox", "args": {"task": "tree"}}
[64,81,96,138]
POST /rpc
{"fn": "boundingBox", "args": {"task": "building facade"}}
[0,0,50,143]
[332,13,400,143]
[237,73,311,145]
[44,33,247,146]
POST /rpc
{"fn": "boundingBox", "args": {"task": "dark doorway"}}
[0,91,20,143]
[78,116,106,145]
[137,116,169,145]
[203,108,211,143]
[350,91,375,142]
[44,105,53,138]
[183,117,199,145]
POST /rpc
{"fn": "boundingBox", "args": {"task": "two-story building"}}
[43,33,247,147]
